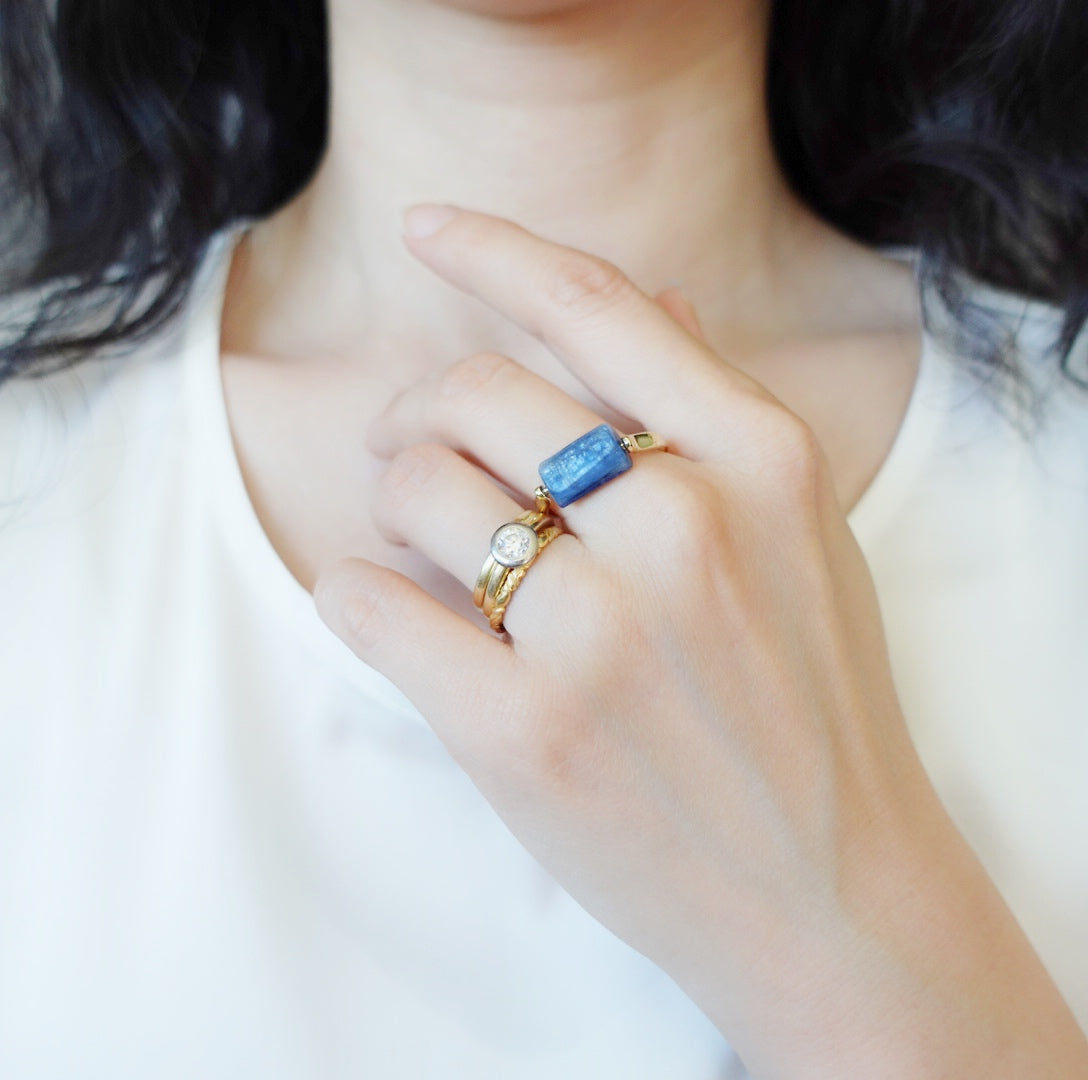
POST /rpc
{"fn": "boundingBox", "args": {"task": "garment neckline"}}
[182,228,948,684]
[182,229,424,716]
[845,328,950,546]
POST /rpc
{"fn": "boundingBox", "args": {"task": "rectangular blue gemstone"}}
[538,424,631,507]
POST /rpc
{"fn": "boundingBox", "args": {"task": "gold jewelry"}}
[473,508,548,610]
[535,426,668,509]
[488,525,562,633]
[619,431,667,454]
[474,509,562,630]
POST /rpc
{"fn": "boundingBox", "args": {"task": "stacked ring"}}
[474,424,668,634]
[486,525,562,633]
[474,509,562,633]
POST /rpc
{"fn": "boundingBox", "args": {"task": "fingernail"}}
[403,204,460,239]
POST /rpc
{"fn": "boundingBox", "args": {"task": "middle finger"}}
[368,351,669,538]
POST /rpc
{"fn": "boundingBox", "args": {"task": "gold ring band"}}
[474,509,562,631]
[473,508,549,610]
[619,431,667,454]
[488,525,563,633]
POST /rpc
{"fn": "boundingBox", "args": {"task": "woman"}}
[1,0,1086,1076]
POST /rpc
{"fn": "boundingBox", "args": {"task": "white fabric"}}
[0,237,1085,1079]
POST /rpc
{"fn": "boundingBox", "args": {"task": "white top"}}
[0,237,1086,1079]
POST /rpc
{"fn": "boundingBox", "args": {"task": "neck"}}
[224,0,824,368]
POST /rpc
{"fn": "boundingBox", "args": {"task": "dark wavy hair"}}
[1,0,1087,389]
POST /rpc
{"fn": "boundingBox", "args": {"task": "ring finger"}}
[373,440,581,602]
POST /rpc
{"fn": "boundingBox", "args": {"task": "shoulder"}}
[0,344,177,538]
[931,288,1088,475]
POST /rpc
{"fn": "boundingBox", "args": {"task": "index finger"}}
[402,205,776,460]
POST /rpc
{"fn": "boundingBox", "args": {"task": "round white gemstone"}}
[491,523,539,567]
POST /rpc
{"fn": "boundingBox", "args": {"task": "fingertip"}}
[402,203,462,241]
[654,285,709,344]
[313,557,393,656]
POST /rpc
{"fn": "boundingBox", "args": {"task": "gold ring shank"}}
[619,431,667,454]
[488,525,562,633]
[473,508,549,610]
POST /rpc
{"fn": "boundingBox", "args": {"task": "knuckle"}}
[768,415,827,497]
[379,443,452,510]
[557,569,620,646]
[744,405,828,505]
[326,571,399,654]
[535,728,596,791]
[549,544,620,632]
[510,709,598,793]
[340,587,383,653]
[438,352,519,403]
[544,253,635,321]
[646,472,729,561]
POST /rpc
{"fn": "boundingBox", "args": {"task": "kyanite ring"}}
[537,423,667,508]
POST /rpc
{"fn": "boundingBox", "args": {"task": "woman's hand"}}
[314,207,1088,1078]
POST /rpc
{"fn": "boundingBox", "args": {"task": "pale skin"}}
[218,0,1088,1074]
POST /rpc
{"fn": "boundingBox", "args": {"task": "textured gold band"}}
[488,525,563,633]
[473,507,550,611]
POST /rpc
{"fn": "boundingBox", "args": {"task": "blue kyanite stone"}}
[538,424,632,507]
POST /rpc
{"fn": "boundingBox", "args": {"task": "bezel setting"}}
[490,523,540,568]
